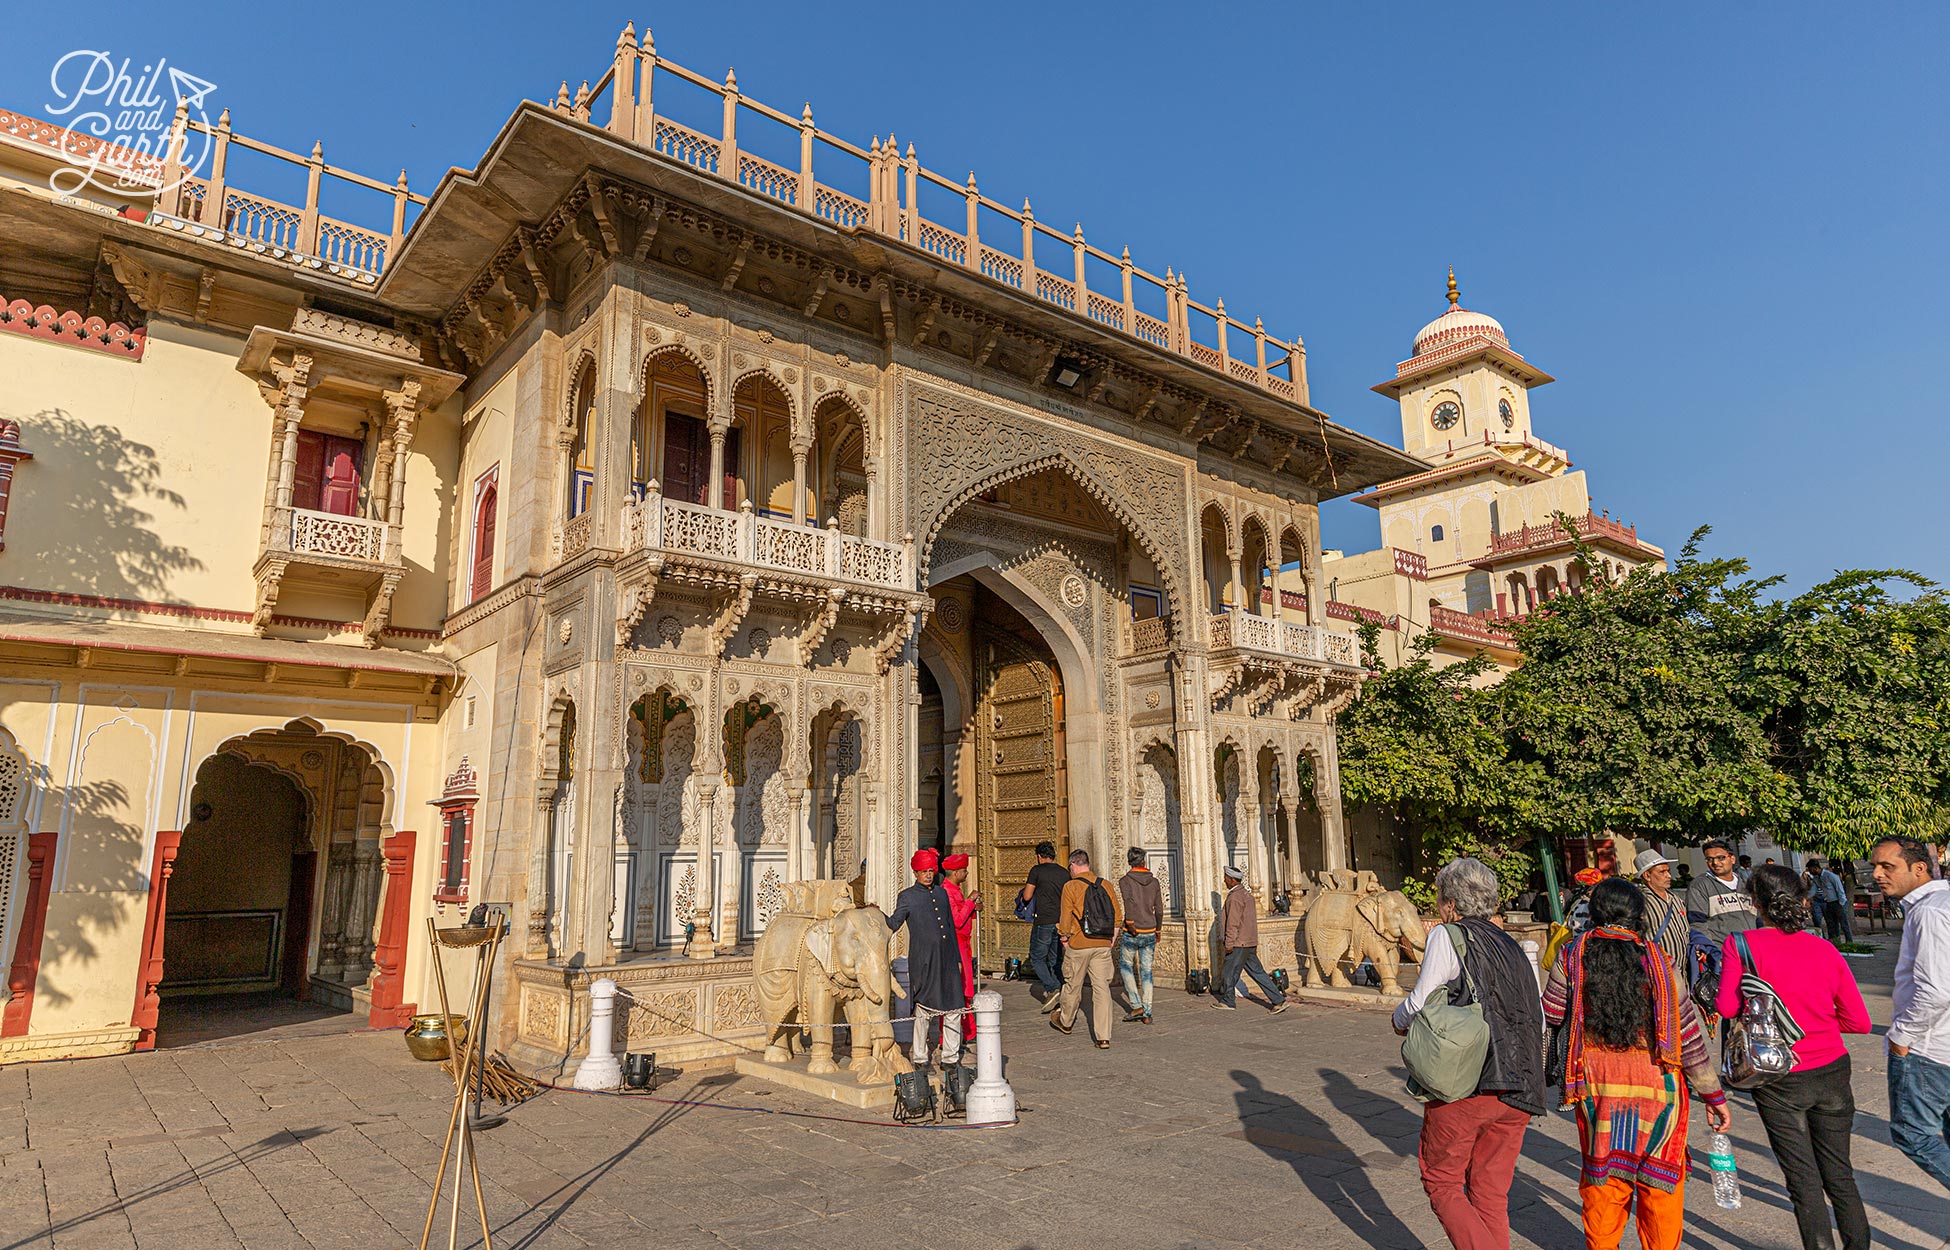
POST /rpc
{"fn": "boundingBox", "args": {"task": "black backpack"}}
[1081,878,1116,939]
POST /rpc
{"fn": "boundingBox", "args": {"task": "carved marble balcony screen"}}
[1135,743,1185,918]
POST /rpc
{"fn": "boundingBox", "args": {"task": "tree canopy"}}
[1335,519,1949,869]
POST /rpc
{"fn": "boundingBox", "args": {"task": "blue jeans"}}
[1219,945,1285,1007]
[1028,923,1062,994]
[1118,932,1157,1013]
[1888,1050,1950,1191]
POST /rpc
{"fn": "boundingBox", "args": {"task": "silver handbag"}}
[1719,932,1801,1089]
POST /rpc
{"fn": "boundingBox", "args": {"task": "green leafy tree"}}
[1490,527,1790,847]
[1746,571,1950,859]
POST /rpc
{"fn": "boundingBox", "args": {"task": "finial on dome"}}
[1446,266,1460,307]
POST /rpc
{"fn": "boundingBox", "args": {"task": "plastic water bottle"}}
[1708,1132,1741,1209]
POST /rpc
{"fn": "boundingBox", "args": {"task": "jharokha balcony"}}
[603,484,921,659]
[1203,609,1362,717]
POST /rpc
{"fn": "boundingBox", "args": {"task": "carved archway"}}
[909,392,1192,622]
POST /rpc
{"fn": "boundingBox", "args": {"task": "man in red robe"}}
[942,852,979,1037]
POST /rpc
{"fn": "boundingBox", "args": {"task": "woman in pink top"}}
[1717,864,1872,1250]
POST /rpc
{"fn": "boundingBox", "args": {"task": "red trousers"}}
[1418,1094,1532,1250]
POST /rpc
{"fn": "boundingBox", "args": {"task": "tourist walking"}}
[886,848,964,1068]
[1116,847,1162,1024]
[1052,849,1122,1049]
[1687,839,1759,950]
[1634,848,1687,973]
[1020,841,1070,1006]
[1392,858,1545,1250]
[1872,834,1950,1193]
[1544,879,1732,1250]
[941,852,979,1037]
[1214,865,1288,1013]
[1814,859,1855,942]
[1716,865,1872,1250]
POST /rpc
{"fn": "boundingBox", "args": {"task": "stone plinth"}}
[732,1055,896,1109]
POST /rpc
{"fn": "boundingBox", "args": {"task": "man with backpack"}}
[1053,849,1123,1048]
[1215,864,1289,1013]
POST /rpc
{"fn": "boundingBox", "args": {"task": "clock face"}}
[1431,401,1461,431]
[1499,399,1515,430]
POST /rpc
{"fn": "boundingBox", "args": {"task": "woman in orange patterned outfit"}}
[1543,878,1732,1250]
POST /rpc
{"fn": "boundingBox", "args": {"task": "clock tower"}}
[1379,269,1558,461]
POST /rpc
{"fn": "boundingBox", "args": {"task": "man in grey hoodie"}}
[1117,848,1163,1023]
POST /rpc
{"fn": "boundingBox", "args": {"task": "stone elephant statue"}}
[752,885,912,1083]
[1304,888,1428,993]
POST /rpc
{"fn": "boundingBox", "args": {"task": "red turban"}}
[1573,867,1604,886]
[910,848,940,871]
[941,852,969,870]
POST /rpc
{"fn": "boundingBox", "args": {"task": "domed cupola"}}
[1411,269,1509,358]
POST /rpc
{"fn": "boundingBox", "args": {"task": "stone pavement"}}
[4,943,1947,1250]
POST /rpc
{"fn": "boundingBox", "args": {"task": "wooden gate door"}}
[974,625,1063,972]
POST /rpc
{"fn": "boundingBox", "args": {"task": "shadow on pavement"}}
[1229,1069,1422,1249]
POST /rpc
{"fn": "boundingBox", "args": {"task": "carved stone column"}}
[315,841,355,981]
[1280,798,1301,891]
[527,797,554,958]
[688,780,719,958]
[346,840,383,982]
[1171,654,1218,969]
[1242,798,1268,914]
[1315,743,1349,874]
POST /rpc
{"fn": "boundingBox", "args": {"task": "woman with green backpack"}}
[1392,857,1546,1250]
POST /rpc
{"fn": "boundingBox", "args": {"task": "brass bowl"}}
[404,1013,468,1061]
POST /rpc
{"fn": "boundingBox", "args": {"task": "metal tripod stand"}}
[414,916,505,1250]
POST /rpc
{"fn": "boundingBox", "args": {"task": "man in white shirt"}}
[1873,835,1950,1193]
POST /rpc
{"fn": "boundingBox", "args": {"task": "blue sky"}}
[8,3,1945,593]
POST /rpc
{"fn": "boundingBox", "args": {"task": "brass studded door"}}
[974,624,1063,972]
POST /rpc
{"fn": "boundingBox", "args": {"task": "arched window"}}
[1430,524,1445,544]
[567,360,597,517]
[469,467,499,602]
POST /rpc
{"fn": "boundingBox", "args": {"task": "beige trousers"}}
[1056,944,1116,1041]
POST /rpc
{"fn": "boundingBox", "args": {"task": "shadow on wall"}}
[18,775,151,1012]
[4,408,202,600]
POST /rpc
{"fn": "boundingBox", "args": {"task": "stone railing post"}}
[1254,318,1268,385]
[798,104,816,206]
[367,829,418,1028]
[1120,247,1135,328]
[129,831,184,1051]
[635,28,658,139]
[608,23,638,141]
[573,978,624,1090]
[203,109,232,227]
[1020,199,1037,292]
[1,834,57,1037]
[720,68,740,176]
[964,174,981,271]
[157,100,189,217]
[1168,271,1187,352]
[738,499,756,563]
[389,170,410,258]
[903,144,918,243]
[299,141,324,255]
[867,137,886,232]
[1216,299,1230,367]
[1072,224,1087,301]
[824,517,842,576]
[964,990,1017,1125]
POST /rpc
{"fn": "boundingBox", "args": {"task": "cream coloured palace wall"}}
[0,674,447,1056]
[0,321,458,635]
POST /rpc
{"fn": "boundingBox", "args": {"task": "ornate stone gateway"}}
[973,622,1063,971]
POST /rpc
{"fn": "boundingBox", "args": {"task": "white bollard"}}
[572,977,623,1091]
[962,989,1017,1126]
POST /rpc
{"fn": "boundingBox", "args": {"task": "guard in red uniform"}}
[942,852,979,1037]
